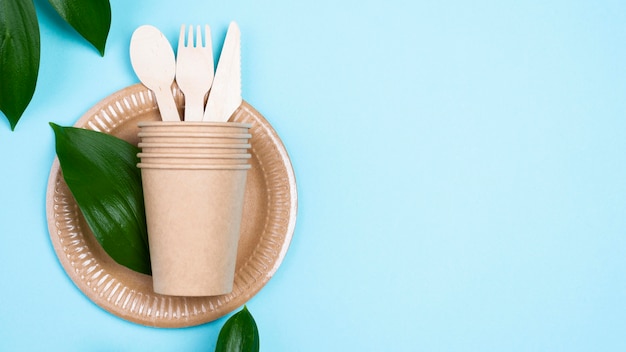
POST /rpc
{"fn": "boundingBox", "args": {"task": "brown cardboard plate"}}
[46,84,297,328]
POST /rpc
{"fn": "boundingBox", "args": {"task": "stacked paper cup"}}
[137,121,252,296]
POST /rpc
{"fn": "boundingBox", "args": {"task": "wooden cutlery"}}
[130,22,242,122]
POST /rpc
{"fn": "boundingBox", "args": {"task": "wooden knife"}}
[203,21,241,122]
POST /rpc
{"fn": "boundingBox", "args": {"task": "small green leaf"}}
[0,0,40,130]
[48,0,111,56]
[216,306,260,352]
[50,123,151,275]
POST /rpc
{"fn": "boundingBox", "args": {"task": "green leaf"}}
[50,123,151,275]
[216,306,260,352]
[0,0,40,130]
[48,0,111,56]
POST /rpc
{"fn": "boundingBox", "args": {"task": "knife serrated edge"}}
[203,21,242,122]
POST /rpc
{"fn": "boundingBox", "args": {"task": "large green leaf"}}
[51,123,151,275]
[215,306,260,352]
[0,0,40,130]
[48,0,111,56]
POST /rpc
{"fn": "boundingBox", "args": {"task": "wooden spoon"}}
[130,25,180,121]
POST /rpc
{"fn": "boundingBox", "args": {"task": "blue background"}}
[1,0,625,350]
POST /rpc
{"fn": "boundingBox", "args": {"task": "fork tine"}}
[204,24,211,48]
[187,25,194,47]
[178,24,185,50]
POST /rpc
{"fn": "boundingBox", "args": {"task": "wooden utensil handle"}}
[154,88,180,121]
[183,93,205,122]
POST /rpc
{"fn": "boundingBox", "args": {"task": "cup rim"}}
[138,153,251,159]
[137,163,252,170]
[138,132,252,138]
[138,142,252,149]
[138,121,252,128]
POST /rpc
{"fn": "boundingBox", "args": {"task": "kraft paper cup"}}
[137,153,251,165]
[138,143,251,154]
[138,163,251,296]
[138,121,251,134]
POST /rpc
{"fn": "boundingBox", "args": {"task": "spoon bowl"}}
[130,26,180,121]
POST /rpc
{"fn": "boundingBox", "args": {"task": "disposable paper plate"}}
[46,84,297,327]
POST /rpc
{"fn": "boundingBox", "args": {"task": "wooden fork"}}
[175,25,214,122]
